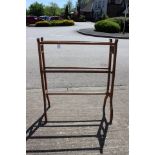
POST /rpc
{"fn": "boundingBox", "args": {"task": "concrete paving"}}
[26,22,129,89]
[26,87,128,155]
[26,22,129,154]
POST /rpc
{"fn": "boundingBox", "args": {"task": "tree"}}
[63,0,76,19]
[67,0,73,12]
[77,0,81,17]
[44,2,61,16]
[29,2,44,16]
[44,6,51,16]
[64,0,74,13]
[65,5,69,19]
[122,0,129,33]
[77,0,90,17]
[26,9,29,16]
[80,0,90,6]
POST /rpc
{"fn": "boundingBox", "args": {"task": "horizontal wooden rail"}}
[46,92,107,95]
[39,40,115,46]
[42,69,111,73]
[42,67,111,73]
[45,67,109,70]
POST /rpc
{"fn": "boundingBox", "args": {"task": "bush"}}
[50,20,74,26]
[35,21,50,27]
[62,20,74,26]
[107,17,129,32]
[50,20,63,26]
[95,20,121,33]
[35,20,74,27]
[78,15,86,22]
[72,14,86,22]
[96,14,109,22]
[106,18,122,27]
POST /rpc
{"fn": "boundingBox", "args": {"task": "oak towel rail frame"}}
[37,37,118,125]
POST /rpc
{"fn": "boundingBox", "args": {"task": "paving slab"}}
[26,22,128,155]
[26,86,128,155]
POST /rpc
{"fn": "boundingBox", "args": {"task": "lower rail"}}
[46,92,108,95]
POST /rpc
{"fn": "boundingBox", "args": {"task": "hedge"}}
[106,17,129,32]
[95,17,129,33]
[35,20,74,27]
[95,20,121,33]
[35,21,50,27]
[74,15,86,22]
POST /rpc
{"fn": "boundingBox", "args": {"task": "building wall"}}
[80,0,127,21]
[107,0,125,17]
[92,0,108,20]
[108,0,123,4]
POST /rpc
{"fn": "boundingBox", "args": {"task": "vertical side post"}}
[103,39,113,124]
[41,37,51,108]
[104,39,114,124]
[37,38,47,122]
[106,39,113,94]
[109,39,118,124]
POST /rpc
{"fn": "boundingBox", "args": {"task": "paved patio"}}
[26,86,128,155]
[26,22,129,155]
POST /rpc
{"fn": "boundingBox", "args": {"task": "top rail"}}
[37,40,116,46]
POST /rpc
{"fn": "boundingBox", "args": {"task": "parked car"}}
[39,16,50,21]
[26,16,43,25]
[49,16,61,21]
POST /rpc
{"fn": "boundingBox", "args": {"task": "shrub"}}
[97,14,109,21]
[107,17,129,32]
[50,20,74,26]
[78,15,86,22]
[106,18,122,27]
[95,20,121,33]
[72,15,86,22]
[50,20,62,26]
[35,21,50,27]
[35,20,74,27]
[62,20,74,26]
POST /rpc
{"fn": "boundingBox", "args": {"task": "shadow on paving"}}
[26,103,110,154]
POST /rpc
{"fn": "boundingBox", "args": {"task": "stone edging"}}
[78,28,129,39]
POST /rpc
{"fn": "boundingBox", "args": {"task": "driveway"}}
[26,22,129,89]
[26,22,129,155]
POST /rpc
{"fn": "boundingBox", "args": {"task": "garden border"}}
[78,28,129,39]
